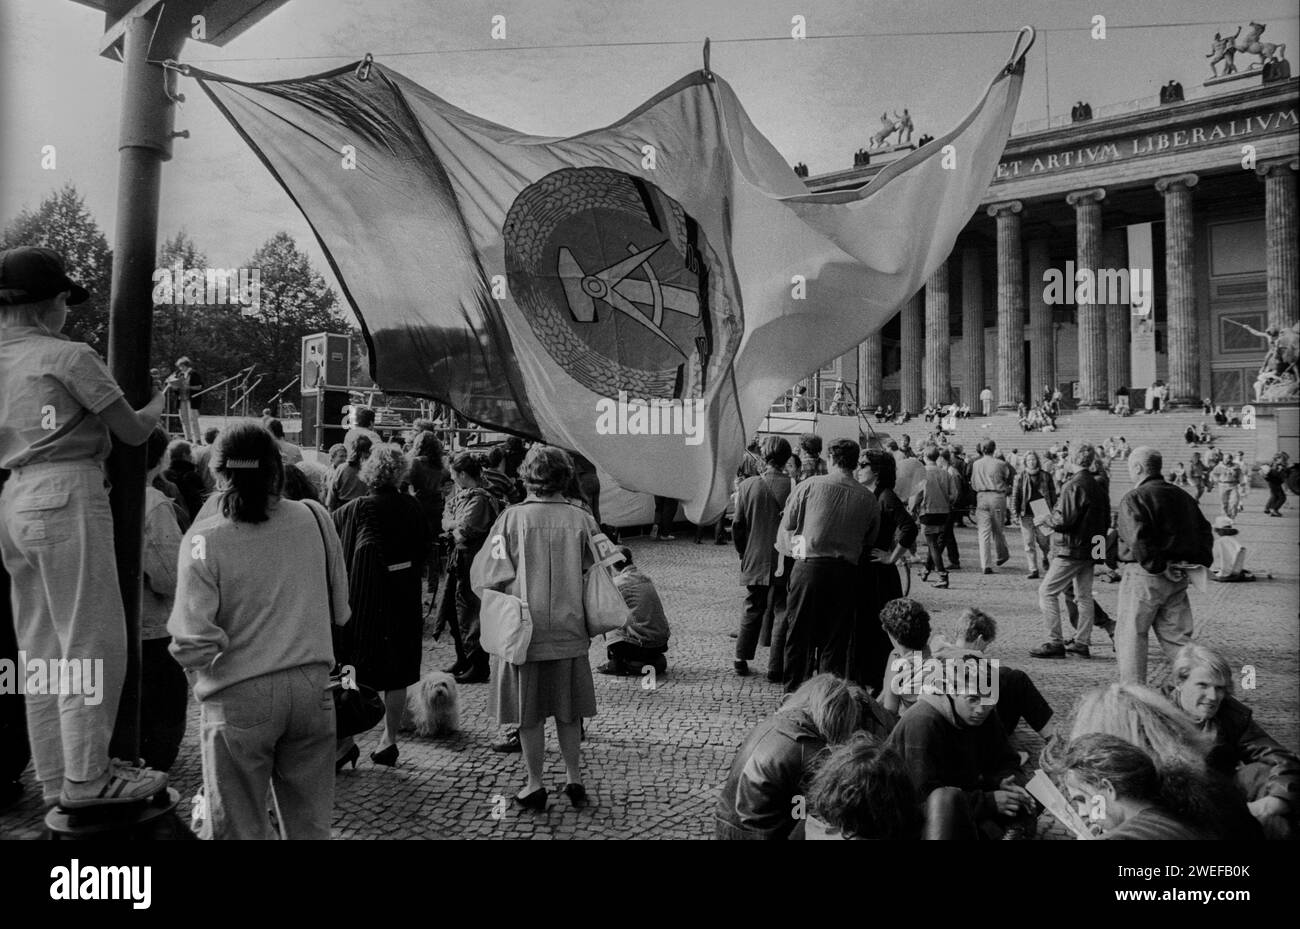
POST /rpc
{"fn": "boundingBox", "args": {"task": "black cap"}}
[0,246,90,306]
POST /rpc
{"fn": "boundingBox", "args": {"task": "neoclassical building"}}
[799,73,1298,414]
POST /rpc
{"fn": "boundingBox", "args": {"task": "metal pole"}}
[105,11,186,760]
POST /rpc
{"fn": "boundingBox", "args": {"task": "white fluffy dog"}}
[403,671,460,737]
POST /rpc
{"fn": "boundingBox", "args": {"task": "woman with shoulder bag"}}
[169,422,350,839]
[471,446,600,811]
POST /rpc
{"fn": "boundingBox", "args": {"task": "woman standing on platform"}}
[333,446,430,767]
[853,449,918,694]
[0,246,170,810]
[471,446,600,811]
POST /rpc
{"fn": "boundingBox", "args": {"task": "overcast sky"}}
[2,0,1295,313]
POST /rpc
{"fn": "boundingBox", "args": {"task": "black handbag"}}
[309,503,385,738]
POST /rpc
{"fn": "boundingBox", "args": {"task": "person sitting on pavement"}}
[597,547,670,677]
[1161,644,1299,838]
[714,673,890,840]
[1210,516,1254,581]
[1049,733,1207,839]
[885,661,1035,840]
[879,598,932,717]
[805,732,986,840]
[1057,682,1263,840]
[930,608,1055,740]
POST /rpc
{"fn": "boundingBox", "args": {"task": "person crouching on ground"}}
[0,245,170,810]
[169,422,350,838]
[598,546,670,677]
[714,673,889,840]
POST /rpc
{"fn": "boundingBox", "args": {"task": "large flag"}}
[194,35,1028,520]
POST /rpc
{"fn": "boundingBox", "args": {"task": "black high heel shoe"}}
[335,744,360,772]
[563,783,587,807]
[370,744,399,767]
[514,787,547,811]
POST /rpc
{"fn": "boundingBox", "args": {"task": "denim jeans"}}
[0,462,127,798]
[1020,516,1049,574]
[1038,557,1094,647]
[1115,564,1193,684]
[975,492,1010,570]
[1219,485,1239,519]
[199,664,335,839]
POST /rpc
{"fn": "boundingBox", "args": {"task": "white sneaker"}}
[60,759,168,810]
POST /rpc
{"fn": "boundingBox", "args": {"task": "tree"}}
[0,183,113,354]
[152,230,208,374]
[240,232,345,410]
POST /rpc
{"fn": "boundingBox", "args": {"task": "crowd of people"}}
[1,245,1296,841]
[715,420,1298,840]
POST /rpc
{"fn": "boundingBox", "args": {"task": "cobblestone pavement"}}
[2,494,1296,840]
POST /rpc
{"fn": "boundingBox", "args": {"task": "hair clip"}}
[223,458,261,470]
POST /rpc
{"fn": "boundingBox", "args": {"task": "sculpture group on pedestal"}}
[1207,22,1287,77]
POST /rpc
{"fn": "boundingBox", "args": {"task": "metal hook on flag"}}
[1004,26,1035,74]
[356,53,374,82]
[701,38,712,81]
[160,58,189,104]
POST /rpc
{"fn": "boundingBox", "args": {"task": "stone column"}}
[1026,238,1054,401]
[1258,157,1299,329]
[1155,173,1200,407]
[899,290,924,414]
[859,333,883,410]
[961,247,985,407]
[1102,228,1130,397]
[924,259,951,405]
[1066,187,1107,409]
[987,200,1024,411]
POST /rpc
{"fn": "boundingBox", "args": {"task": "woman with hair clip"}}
[0,246,170,810]
[168,422,351,839]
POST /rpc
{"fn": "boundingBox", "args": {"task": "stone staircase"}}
[878,410,1278,491]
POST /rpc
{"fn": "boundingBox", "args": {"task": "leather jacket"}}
[1117,476,1213,573]
[1048,469,1110,560]
[1010,468,1056,519]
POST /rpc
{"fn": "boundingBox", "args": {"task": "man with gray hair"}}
[1030,443,1110,659]
[1115,446,1213,683]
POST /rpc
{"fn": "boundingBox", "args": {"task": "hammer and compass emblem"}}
[558,240,700,358]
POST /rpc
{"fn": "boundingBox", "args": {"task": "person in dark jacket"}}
[163,438,207,526]
[406,431,448,594]
[853,448,918,693]
[1263,451,1289,516]
[732,436,795,679]
[444,452,501,684]
[1031,444,1110,659]
[1115,447,1213,684]
[885,685,1034,839]
[714,674,891,840]
[1163,644,1299,838]
[1010,450,1055,579]
[333,446,431,767]
[781,440,881,691]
